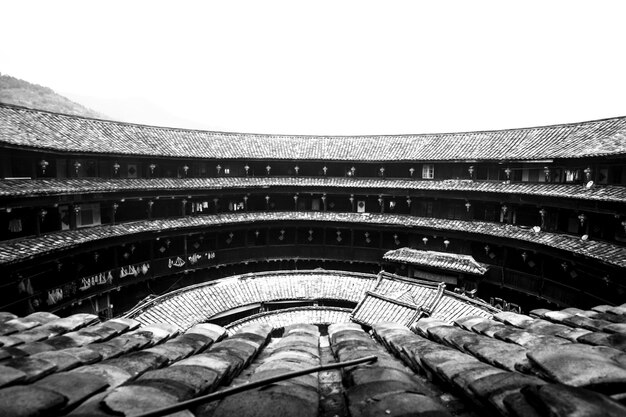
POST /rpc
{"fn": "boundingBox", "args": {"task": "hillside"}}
[0,73,106,119]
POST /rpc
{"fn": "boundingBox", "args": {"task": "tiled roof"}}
[0,310,275,416]
[2,177,626,203]
[351,292,419,325]
[209,323,324,417]
[1,211,625,268]
[351,272,495,326]
[2,103,626,161]
[371,301,626,416]
[125,270,377,331]
[1,295,626,414]
[384,248,489,275]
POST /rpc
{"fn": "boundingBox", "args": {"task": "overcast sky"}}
[1,1,625,135]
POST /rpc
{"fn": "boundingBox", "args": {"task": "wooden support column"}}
[538,256,546,296]
[0,152,10,178]
[111,203,118,225]
[112,246,120,268]
[70,205,79,230]
[350,227,355,260]
[35,209,41,237]
[181,199,188,217]
[501,247,508,288]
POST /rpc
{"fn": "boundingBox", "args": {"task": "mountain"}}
[0,73,107,119]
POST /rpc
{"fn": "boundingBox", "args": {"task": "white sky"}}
[1,1,625,135]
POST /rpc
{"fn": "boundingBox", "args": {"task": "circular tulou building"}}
[0,102,625,416]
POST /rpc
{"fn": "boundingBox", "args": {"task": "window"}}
[422,164,434,179]
[522,169,529,182]
[85,160,97,177]
[597,168,608,185]
[59,205,70,230]
[77,203,101,228]
[522,169,540,182]
[228,201,244,211]
[425,202,433,217]
[565,169,579,183]
[127,164,138,178]
[56,159,67,178]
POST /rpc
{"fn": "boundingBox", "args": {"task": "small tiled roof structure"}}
[1,211,625,268]
[2,177,626,203]
[384,248,489,275]
[351,272,496,327]
[2,103,626,160]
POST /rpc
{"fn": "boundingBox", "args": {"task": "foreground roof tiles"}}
[384,247,489,275]
[2,177,626,203]
[373,315,626,417]
[1,296,626,415]
[208,323,320,417]
[1,211,625,268]
[2,103,626,160]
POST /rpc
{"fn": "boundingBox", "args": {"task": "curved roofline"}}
[225,306,353,333]
[123,269,376,319]
[3,102,626,161]
[2,102,625,139]
[1,211,625,268]
[2,177,626,203]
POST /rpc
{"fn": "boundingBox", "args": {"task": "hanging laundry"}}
[47,288,64,305]
[17,278,33,295]
[47,290,55,305]
[8,218,22,233]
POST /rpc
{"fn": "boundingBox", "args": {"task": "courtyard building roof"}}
[384,248,489,275]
